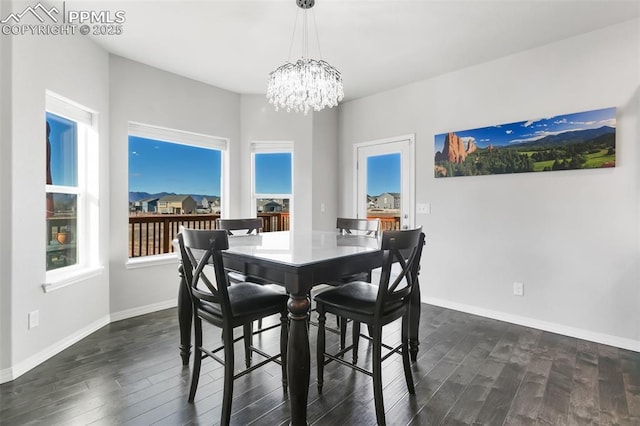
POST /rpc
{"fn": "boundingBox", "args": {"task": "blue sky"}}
[255,153,292,194]
[129,136,221,195]
[128,137,293,195]
[367,153,400,196]
[435,107,616,152]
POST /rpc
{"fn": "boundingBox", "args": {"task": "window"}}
[128,123,227,259]
[45,92,100,286]
[252,142,292,231]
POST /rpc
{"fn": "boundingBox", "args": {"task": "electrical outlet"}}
[28,310,39,329]
[513,282,524,296]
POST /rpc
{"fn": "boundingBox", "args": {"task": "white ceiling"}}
[73,0,639,101]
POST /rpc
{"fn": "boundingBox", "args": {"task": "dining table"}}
[176,229,422,426]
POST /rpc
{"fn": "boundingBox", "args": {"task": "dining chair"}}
[318,217,382,349]
[216,217,263,236]
[216,217,281,332]
[216,217,265,285]
[336,217,381,237]
[178,228,288,426]
[315,227,425,426]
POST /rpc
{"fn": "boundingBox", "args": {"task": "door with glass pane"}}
[355,135,414,230]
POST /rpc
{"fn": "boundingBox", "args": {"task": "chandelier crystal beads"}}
[267,0,344,115]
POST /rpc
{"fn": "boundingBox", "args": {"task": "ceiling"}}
[70,0,639,101]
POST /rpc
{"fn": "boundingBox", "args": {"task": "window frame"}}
[251,141,294,229]
[126,122,229,267]
[44,91,101,292]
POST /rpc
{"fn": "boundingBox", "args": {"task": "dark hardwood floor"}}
[1,305,638,425]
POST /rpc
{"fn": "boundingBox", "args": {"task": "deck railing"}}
[366,213,402,231]
[128,212,398,258]
[128,212,291,258]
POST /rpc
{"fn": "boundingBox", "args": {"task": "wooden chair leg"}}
[280,311,288,393]
[317,309,326,393]
[401,315,415,394]
[372,327,386,426]
[243,323,253,368]
[339,316,347,352]
[188,317,203,402]
[221,324,235,426]
[352,321,361,364]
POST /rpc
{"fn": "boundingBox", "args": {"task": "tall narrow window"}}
[45,92,99,281]
[128,123,227,258]
[252,142,293,231]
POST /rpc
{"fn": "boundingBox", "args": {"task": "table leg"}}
[178,264,192,366]
[409,278,421,362]
[287,293,310,426]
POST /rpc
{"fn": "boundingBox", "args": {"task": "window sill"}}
[42,265,104,293]
[126,253,179,269]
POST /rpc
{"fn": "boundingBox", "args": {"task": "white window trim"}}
[42,266,104,293]
[251,141,294,229]
[126,253,179,269]
[129,122,228,152]
[126,122,229,266]
[44,91,101,291]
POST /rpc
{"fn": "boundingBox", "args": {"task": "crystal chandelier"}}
[267,0,344,115]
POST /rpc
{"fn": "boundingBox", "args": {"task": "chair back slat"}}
[337,217,381,237]
[216,218,263,235]
[375,228,425,316]
[178,228,233,312]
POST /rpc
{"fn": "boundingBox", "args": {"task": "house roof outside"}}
[158,195,194,203]
[139,197,159,203]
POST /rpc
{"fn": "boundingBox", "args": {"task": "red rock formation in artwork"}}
[466,138,477,155]
[435,132,467,163]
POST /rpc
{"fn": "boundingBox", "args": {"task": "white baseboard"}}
[423,296,640,353]
[109,299,177,323]
[0,315,111,384]
[0,366,13,384]
[1,299,178,384]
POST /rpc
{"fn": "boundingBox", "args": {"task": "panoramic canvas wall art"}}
[434,107,616,178]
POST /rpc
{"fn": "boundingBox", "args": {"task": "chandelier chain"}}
[287,8,300,63]
[312,9,322,60]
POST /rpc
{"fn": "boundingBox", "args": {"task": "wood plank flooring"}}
[1,305,638,425]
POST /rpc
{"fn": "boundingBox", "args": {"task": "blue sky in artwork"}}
[129,136,221,195]
[434,107,616,153]
[367,153,401,196]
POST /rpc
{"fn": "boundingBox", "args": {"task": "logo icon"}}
[1,2,59,24]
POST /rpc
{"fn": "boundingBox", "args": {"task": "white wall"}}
[2,8,111,380]
[0,0,13,375]
[108,55,241,316]
[312,108,339,231]
[339,20,640,349]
